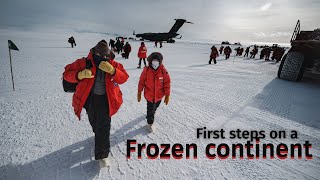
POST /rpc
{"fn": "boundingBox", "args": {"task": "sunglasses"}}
[95,53,108,58]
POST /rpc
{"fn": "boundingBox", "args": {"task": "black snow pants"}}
[85,93,111,160]
[209,57,217,64]
[146,100,161,124]
[139,58,146,67]
[124,52,130,59]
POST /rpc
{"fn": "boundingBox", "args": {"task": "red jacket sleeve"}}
[138,68,147,92]
[162,67,171,96]
[137,47,141,56]
[63,58,85,83]
[112,61,129,84]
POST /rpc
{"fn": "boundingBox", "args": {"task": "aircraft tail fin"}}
[168,19,193,34]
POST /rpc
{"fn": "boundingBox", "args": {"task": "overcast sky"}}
[0,0,319,44]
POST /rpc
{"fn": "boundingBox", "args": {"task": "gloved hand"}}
[164,95,170,105]
[137,91,142,102]
[78,69,94,80]
[99,61,115,75]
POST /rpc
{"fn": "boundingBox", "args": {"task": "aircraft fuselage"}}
[135,32,179,42]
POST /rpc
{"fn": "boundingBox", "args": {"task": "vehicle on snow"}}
[278,20,320,81]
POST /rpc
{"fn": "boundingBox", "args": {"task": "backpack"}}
[62,58,92,92]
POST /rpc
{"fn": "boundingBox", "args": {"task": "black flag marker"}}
[8,40,19,51]
[8,40,19,91]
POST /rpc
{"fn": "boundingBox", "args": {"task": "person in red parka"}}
[137,52,171,132]
[63,40,129,167]
[209,45,219,64]
[137,42,147,68]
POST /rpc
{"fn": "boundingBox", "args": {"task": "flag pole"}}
[8,48,15,91]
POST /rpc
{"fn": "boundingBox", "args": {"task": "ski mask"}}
[151,60,160,70]
[93,40,110,65]
[93,54,109,66]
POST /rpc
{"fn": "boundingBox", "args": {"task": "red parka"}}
[138,65,171,103]
[210,46,219,58]
[138,44,147,59]
[63,51,129,119]
[224,46,232,55]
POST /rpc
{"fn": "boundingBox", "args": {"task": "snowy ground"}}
[0,29,319,180]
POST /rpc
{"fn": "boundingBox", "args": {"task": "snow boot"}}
[99,157,111,168]
[147,124,155,132]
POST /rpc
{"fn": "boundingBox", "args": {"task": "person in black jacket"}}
[224,46,232,59]
[114,40,122,54]
[68,36,76,48]
[123,42,132,59]
[219,46,224,54]
[109,39,115,50]
[244,47,250,57]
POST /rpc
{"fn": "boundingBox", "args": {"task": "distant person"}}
[209,45,219,64]
[264,47,271,61]
[123,42,132,59]
[154,41,158,48]
[109,39,115,50]
[224,46,232,59]
[219,46,224,54]
[115,40,122,54]
[68,36,76,48]
[250,46,258,59]
[244,47,250,57]
[137,42,147,68]
[120,41,124,53]
[137,52,171,132]
[260,48,266,59]
[272,47,285,62]
[239,47,244,56]
[63,40,129,167]
[159,41,163,48]
[235,47,241,56]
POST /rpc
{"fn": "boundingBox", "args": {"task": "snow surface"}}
[0,29,319,180]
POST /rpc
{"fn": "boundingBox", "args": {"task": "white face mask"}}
[151,60,160,69]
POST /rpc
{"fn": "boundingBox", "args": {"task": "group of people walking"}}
[210,45,232,64]
[108,40,159,69]
[154,41,163,48]
[63,38,287,169]
[63,39,171,168]
[68,36,162,69]
[209,45,286,64]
